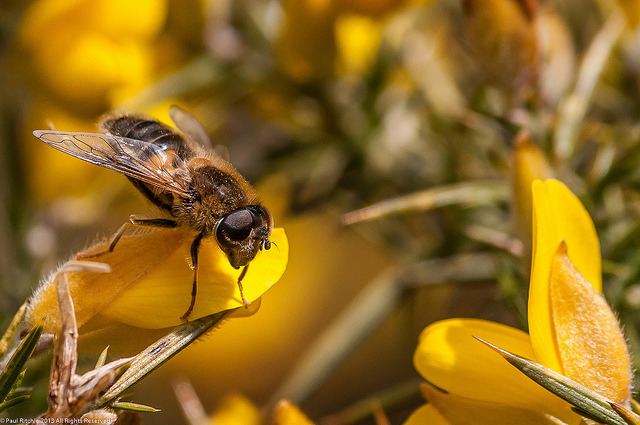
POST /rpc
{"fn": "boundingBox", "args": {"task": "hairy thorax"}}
[174,160,253,235]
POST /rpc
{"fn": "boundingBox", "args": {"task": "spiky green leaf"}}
[0,394,31,412]
[111,400,160,412]
[476,337,627,425]
[0,325,43,402]
[96,346,110,369]
[0,304,27,360]
[96,310,229,406]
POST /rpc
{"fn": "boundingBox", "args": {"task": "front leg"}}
[237,265,251,308]
[77,216,177,259]
[181,232,205,322]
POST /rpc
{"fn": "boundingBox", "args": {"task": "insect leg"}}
[77,215,177,259]
[181,232,205,322]
[237,265,251,308]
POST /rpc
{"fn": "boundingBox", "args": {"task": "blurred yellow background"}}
[4,0,640,423]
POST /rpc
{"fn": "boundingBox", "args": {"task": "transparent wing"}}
[33,130,192,196]
[169,105,214,150]
[168,106,231,161]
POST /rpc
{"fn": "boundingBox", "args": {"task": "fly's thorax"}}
[175,158,255,234]
[176,156,274,268]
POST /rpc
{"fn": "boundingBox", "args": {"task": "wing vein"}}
[33,130,192,197]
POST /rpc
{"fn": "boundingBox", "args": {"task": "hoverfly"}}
[33,106,273,321]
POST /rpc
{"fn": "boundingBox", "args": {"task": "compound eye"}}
[216,209,253,243]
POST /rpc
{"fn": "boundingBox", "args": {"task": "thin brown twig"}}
[45,263,79,417]
[173,377,209,425]
[342,181,509,225]
[39,260,131,422]
[371,402,391,425]
[463,225,524,257]
[321,379,423,425]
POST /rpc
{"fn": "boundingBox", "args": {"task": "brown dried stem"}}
[40,260,130,422]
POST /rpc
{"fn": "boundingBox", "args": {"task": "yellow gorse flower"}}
[208,394,263,425]
[277,0,434,81]
[201,395,314,425]
[273,400,316,425]
[511,132,553,251]
[18,0,167,110]
[27,227,288,331]
[405,179,632,425]
[334,14,384,75]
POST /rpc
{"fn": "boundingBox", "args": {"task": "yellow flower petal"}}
[529,179,601,372]
[37,33,151,107]
[77,0,167,41]
[403,404,450,425]
[19,0,166,47]
[101,227,288,328]
[622,0,640,28]
[413,319,573,420]
[549,241,631,405]
[511,132,553,250]
[28,229,187,331]
[334,14,383,74]
[208,393,263,425]
[417,383,568,425]
[27,228,288,331]
[19,0,159,108]
[273,400,315,425]
[18,0,85,49]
